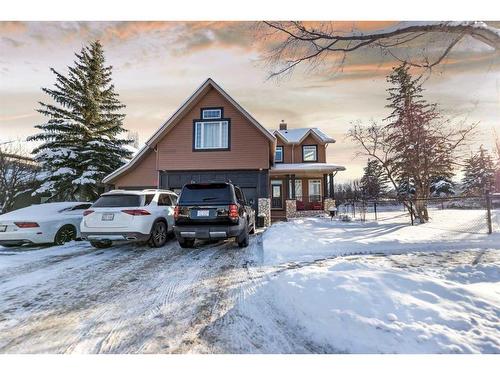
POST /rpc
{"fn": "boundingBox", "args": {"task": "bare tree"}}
[261,21,500,78]
[0,143,39,214]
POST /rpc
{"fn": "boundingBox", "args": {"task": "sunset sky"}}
[0,21,499,181]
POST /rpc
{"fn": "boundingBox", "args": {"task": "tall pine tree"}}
[29,41,132,201]
[384,63,461,222]
[461,146,496,196]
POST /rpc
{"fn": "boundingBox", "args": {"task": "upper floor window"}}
[202,108,222,119]
[275,146,283,163]
[194,121,229,150]
[302,145,318,162]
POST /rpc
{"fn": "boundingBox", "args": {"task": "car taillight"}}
[228,204,239,220]
[83,210,94,216]
[174,205,180,220]
[14,222,39,228]
[121,209,151,216]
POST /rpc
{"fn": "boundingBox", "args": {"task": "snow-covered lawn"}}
[238,253,500,353]
[264,209,500,265]
[245,209,500,353]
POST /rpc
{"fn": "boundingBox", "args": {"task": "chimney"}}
[279,120,287,131]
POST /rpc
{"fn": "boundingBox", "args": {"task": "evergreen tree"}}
[384,63,456,222]
[461,146,496,196]
[29,41,132,201]
[360,159,388,200]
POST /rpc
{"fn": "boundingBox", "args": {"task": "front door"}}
[271,180,283,209]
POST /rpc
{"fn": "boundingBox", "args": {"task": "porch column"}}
[285,174,291,199]
[329,173,335,198]
[291,174,296,199]
[323,174,328,199]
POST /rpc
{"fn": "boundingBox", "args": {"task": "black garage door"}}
[159,170,268,214]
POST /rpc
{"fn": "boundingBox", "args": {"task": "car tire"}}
[54,225,77,245]
[178,237,195,248]
[90,240,112,249]
[237,224,249,248]
[149,221,168,248]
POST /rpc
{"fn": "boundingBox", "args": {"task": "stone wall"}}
[258,198,271,227]
[285,199,296,220]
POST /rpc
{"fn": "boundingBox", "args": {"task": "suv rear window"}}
[179,184,233,205]
[93,194,141,208]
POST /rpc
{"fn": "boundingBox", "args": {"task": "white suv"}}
[80,189,178,248]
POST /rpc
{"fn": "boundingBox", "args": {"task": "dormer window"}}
[302,145,318,162]
[202,108,222,119]
[275,146,284,163]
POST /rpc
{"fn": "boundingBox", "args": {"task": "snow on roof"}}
[275,128,335,144]
[271,163,346,172]
[0,202,90,220]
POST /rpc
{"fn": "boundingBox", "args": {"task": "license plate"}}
[0,225,6,232]
[102,213,114,221]
[196,210,209,217]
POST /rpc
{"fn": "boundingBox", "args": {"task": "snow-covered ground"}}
[0,209,498,353]
[263,209,500,265]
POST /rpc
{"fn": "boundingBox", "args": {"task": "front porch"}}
[269,163,345,222]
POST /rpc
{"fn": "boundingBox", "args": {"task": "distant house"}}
[0,152,41,212]
[103,78,345,224]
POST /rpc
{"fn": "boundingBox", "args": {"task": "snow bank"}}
[251,259,500,353]
[264,210,500,265]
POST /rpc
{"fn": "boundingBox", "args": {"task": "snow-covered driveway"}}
[0,213,499,354]
[0,236,269,353]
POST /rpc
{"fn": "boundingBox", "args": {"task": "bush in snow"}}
[29,40,132,201]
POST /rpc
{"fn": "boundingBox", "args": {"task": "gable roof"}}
[103,78,275,184]
[274,128,336,144]
[147,78,275,147]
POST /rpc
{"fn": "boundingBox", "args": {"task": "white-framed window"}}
[308,179,322,201]
[202,109,222,119]
[275,146,283,163]
[194,121,229,150]
[303,145,318,162]
[289,179,303,199]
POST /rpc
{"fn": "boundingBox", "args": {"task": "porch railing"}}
[296,195,323,211]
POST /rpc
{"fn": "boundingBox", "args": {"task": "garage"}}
[159,170,269,215]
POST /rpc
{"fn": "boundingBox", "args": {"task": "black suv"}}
[173,182,256,248]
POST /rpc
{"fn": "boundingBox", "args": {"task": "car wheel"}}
[237,224,249,248]
[90,240,112,249]
[54,225,77,245]
[178,237,195,248]
[149,221,168,248]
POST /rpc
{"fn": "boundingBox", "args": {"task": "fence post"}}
[409,200,414,226]
[486,190,492,234]
[374,201,378,221]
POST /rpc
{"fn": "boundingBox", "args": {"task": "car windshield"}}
[179,184,233,205]
[92,194,141,208]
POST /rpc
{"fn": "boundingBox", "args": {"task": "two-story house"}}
[103,78,345,224]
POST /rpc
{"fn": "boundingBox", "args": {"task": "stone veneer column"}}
[285,199,297,220]
[324,198,336,215]
[258,198,271,227]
